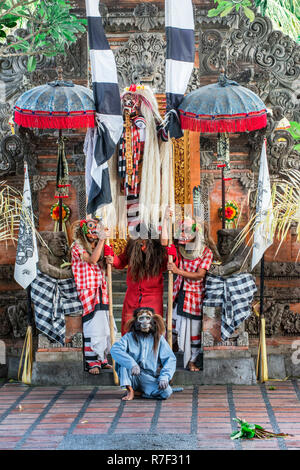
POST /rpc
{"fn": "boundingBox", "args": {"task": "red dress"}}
[113,252,166,335]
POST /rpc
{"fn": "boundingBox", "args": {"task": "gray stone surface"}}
[58,433,198,450]
[202,357,257,385]
[252,354,287,380]
[285,355,300,379]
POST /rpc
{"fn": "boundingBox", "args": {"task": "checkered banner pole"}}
[165,0,195,139]
[165,0,195,347]
[85,0,123,215]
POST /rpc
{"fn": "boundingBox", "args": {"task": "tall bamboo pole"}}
[256,255,269,382]
[167,137,174,348]
[103,211,119,385]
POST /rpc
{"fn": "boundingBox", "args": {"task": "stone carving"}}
[199,174,214,223]
[0,134,23,176]
[115,33,165,90]
[38,231,72,279]
[0,307,13,337]
[7,303,29,338]
[209,229,251,277]
[38,331,83,349]
[246,302,300,336]
[252,262,300,279]
[133,3,160,32]
[202,330,215,347]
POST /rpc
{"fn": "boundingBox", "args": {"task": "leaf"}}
[220,5,234,16]
[27,56,37,73]
[230,430,243,439]
[243,6,256,21]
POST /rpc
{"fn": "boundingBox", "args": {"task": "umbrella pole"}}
[167,135,174,349]
[222,167,225,229]
[257,254,269,382]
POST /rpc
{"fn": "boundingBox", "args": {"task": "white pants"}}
[83,309,117,368]
[172,305,201,368]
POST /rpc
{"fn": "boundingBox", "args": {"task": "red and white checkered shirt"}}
[173,246,213,316]
[71,241,108,318]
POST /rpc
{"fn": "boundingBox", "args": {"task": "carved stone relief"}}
[115,32,165,90]
[246,302,300,336]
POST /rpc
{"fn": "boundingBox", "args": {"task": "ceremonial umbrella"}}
[178,74,268,227]
[13,75,96,230]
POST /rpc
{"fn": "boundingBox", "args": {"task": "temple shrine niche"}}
[0,0,299,383]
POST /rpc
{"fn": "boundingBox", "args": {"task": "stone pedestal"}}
[202,306,256,384]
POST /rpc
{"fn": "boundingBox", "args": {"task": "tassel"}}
[179,113,267,133]
[14,111,95,129]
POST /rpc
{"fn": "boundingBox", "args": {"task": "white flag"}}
[251,140,274,270]
[14,161,38,289]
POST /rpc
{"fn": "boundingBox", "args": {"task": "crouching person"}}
[111,307,176,401]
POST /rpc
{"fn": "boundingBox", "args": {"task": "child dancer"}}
[166,217,218,371]
[71,219,114,374]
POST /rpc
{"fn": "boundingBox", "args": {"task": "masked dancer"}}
[167,217,219,371]
[71,219,115,374]
[111,307,176,401]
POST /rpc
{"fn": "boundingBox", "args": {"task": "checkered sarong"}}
[173,247,213,316]
[203,273,257,340]
[31,270,83,345]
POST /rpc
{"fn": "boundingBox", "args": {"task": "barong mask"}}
[79,218,107,243]
[175,218,207,260]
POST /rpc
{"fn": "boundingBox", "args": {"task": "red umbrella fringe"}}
[179,112,267,133]
[14,110,95,129]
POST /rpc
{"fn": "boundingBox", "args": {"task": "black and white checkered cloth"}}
[31,270,83,345]
[203,273,257,341]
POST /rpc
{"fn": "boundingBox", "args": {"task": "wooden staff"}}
[167,136,174,348]
[103,211,119,385]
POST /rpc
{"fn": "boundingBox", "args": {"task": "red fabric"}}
[71,242,108,318]
[179,111,267,133]
[104,244,114,256]
[173,246,213,316]
[113,253,165,335]
[14,109,95,129]
[166,244,177,258]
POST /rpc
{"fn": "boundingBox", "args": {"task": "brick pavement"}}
[0,379,299,450]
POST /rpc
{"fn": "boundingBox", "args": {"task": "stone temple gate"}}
[0,0,299,383]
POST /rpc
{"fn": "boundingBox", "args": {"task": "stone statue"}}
[38,231,72,279]
[209,229,250,277]
[203,229,255,347]
[30,231,83,347]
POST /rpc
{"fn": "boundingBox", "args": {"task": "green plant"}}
[255,0,300,41]
[0,0,87,71]
[231,417,291,439]
[286,122,300,151]
[208,0,256,22]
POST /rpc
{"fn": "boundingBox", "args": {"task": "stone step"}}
[30,361,205,386]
